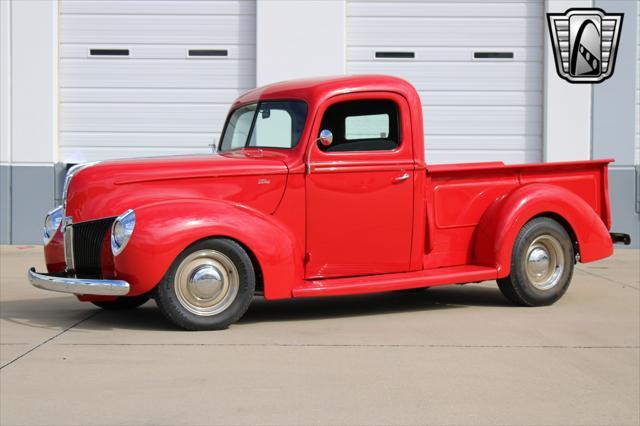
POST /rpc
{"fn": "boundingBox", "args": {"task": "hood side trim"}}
[114,169,288,185]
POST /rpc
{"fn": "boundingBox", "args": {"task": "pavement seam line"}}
[0,310,102,370]
[576,268,640,291]
[55,343,640,349]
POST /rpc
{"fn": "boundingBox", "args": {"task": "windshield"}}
[218,101,308,152]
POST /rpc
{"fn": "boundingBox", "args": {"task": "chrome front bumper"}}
[28,268,130,296]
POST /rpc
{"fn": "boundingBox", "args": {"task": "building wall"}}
[256,0,345,86]
[1,0,58,244]
[1,0,638,247]
[0,0,12,244]
[544,0,592,162]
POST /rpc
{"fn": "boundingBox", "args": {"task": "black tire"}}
[398,287,430,293]
[497,217,574,307]
[92,295,150,310]
[155,238,255,330]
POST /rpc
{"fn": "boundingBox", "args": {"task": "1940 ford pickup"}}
[29,75,630,330]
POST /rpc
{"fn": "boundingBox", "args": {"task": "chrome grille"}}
[64,225,75,272]
[71,218,115,277]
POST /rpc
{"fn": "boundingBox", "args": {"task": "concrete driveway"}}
[1,246,638,425]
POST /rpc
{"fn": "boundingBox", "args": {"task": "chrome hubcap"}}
[527,248,550,277]
[189,265,223,300]
[525,235,565,290]
[175,249,239,316]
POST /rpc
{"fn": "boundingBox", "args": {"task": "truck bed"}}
[423,159,612,269]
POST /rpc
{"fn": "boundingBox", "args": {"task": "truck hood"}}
[65,151,289,222]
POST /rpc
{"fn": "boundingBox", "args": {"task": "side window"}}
[319,99,399,152]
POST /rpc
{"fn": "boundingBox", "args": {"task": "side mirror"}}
[307,129,334,174]
[317,129,333,147]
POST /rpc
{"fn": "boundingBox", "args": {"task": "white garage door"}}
[59,0,256,163]
[347,0,543,164]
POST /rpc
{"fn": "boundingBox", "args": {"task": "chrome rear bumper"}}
[28,267,130,296]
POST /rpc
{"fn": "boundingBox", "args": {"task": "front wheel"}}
[155,238,255,330]
[497,217,574,306]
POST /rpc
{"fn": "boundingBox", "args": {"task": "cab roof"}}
[232,75,419,107]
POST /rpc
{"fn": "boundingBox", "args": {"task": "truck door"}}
[305,93,415,279]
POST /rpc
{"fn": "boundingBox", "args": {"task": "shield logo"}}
[547,8,623,83]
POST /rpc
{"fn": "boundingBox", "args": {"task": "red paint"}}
[43,75,614,301]
[305,91,415,278]
[44,232,65,273]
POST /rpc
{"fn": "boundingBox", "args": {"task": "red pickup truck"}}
[29,75,628,330]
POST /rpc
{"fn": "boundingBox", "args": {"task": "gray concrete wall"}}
[0,165,10,244]
[5,165,56,245]
[608,167,640,247]
[593,0,640,247]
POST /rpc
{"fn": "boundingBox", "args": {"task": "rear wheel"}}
[92,295,150,310]
[155,238,255,330]
[497,217,574,306]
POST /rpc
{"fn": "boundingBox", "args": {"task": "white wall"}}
[3,0,598,166]
[636,0,640,166]
[543,0,592,162]
[9,0,58,164]
[0,0,11,164]
[256,0,345,86]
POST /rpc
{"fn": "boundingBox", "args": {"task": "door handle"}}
[393,172,411,182]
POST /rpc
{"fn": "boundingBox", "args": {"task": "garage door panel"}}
[349,62,542,91]
[348,46,543,62]
[61,103,229,133]
[59,0,255,162]
[347,0,542,164]
[61,0,255,15]
[60,59,255,89]
[349,0,543,18]
[420,91,542,107]
[349,17,542,47]
[61,44,255,60]
[427,135,540,152]
[60,14,255,44]
[423,106,542,136]
[61,132,219,148]
[427,149,541,165]
[60,146,211,163]
[61,88,244,104]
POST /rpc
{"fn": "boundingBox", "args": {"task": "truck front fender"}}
[473,183,612,277]
[114,199,301,299]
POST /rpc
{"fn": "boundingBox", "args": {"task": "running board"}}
[293,265,498,298]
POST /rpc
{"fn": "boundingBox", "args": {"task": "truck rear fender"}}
[114,199,300,298]
[473,183,613,277]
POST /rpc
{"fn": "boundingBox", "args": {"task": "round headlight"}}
[111,209,135,256]
[43,206,64,244]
